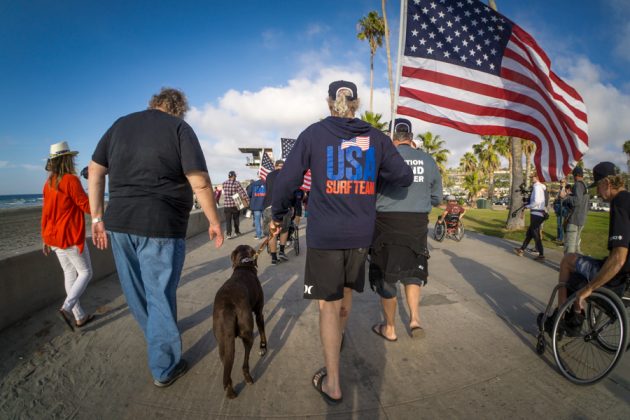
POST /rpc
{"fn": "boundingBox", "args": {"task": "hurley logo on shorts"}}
[325,137,375,195]
[610,235,623,241]
[304,285,314,295]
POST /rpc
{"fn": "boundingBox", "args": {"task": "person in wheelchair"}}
[543,162,629,335]
[438,195,465,230]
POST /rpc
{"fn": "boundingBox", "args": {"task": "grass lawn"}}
[430,207,610,259]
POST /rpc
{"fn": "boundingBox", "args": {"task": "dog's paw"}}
[226,387,237,399]
[244,372,254,384]
[259,347,267,357]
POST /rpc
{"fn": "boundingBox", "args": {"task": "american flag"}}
[281,137,312,191]
[340,136,370,151]
[397,0,588,181]
[258,151,274,181]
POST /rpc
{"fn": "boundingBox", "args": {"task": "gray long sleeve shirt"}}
[376,144,442,213]
[565,179,589,226]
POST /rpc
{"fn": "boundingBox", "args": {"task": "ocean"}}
[0,194,43,209]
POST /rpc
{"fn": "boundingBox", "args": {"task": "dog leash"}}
[254,234,274,259]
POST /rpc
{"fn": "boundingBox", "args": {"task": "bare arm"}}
[88,161,108,250]
[576,247,628,310]
[186,171,224,248]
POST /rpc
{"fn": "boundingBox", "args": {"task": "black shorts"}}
[304,248,367,301]
[262,206,292,235]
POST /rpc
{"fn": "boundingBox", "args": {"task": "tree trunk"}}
[506,137,525,230]
[525,150,532,187]
[369,52,374,113]
[382,0,395,136]
[487,171,495,202]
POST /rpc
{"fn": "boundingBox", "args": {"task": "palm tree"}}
[418,131,450,175]
[382,0,395,133]
[459,152,478,174]
[506,137,525,230]
[493,135,512,187]
[624,140,630,174]
[357,11,385,113]
[473,137,501,201]
[360,111,388,131]
[462,171,484,207]
[522,140,536,185]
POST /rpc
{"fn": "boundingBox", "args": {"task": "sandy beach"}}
[0,207,74,258]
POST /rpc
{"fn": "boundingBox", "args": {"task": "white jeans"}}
[53,245,93,320]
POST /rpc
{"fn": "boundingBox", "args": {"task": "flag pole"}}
[391,0,407,138]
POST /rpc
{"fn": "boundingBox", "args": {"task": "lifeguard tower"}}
[238,147,274,168]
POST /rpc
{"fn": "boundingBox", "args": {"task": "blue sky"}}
[1,0,629,194]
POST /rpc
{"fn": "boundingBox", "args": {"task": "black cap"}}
[389,118,412,134]
[571,166,583,177]
[228,171,236,178]
[328,80,357,100]
[589,162,619,187]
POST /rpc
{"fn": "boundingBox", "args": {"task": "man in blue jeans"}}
[88,88,223,387]
[247,174,266,239]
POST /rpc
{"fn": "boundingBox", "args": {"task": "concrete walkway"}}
[1,222,629,419]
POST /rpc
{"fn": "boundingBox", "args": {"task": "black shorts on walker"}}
[303,248,367,301]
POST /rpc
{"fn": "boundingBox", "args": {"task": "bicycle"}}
[535,274,630,384]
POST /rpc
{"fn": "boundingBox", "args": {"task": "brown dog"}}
[213,245,267,399]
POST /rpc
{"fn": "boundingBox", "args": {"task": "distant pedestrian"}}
[369,118,442,342]
[561,166,589,254]
[42,141,95,332]
[271,80,413,405]
[247,174,266,239]
[222,171,249,239]
[89,87,223,387]
[514,174,547,262]
[214,186,222,204]
[263,160,291,264]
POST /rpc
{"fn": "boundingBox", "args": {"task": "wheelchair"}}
[535,274,630,385]
[433,214,464,242]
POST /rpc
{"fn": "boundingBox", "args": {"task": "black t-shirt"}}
[262,170,280,209]
[609,190,630,276]
[92,109,208,238]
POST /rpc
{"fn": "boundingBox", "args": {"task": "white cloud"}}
[0,161,9,168]
[261,29,282,49]
[565,57,630,169]
[21,164,42,171]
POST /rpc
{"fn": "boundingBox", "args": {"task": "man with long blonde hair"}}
[271,80,413,405]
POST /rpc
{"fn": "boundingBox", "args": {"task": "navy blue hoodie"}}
[272,116,413,249]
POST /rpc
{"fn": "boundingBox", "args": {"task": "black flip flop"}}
[312,368,342,406]
[76,314,95,328]
[371,324,397,342]
[58,309,75,332]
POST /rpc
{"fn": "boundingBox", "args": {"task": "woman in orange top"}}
[42,141,94,331]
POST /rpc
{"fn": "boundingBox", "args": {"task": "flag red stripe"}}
[512,25,584,103]
[505,38,588,123]
[400,65,578,165]
[397,105,551,178]
[399,86,569,174]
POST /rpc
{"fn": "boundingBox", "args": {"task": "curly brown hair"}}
[148,87,189,118]
[48,154,76,190]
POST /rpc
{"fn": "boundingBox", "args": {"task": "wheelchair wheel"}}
[454,223,464,242]
[552,288,628,385]
[293,224,300,256]
[433,222,445,242]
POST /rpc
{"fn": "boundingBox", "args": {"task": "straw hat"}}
[49,141,78,159]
